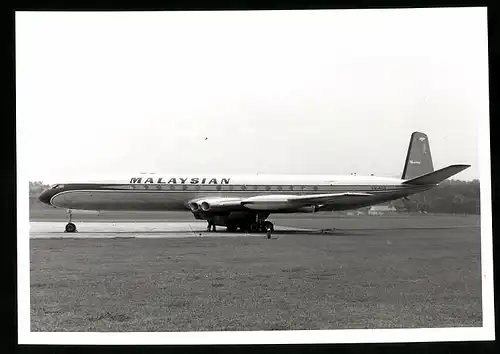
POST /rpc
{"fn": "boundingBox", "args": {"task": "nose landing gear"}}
[65,222,76,233]
[65,210,77,233]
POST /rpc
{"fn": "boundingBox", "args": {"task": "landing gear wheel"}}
[262,221,273,239]
[207,221,216,232]
[65,222,76,233]
[249,223,260,233]
[263,221,274,233]
[226,223,237,232]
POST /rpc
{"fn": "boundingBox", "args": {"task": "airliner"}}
[38,132,470,238]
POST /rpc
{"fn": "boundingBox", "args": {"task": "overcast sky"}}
[16,8,488,184]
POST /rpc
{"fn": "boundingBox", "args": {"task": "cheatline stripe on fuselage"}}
[47,184,429,192]
[48,184,432,202]
[48,183,423,189]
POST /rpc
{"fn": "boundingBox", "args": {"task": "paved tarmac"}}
[29,221,313,239]
[29,213,480,239]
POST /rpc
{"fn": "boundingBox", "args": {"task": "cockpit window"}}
[51,184,64,189]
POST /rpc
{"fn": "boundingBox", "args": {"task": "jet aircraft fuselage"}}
[38,132,470,235]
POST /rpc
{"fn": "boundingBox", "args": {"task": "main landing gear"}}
[237,215,275,239]
[65,210,77,233]
[255,214,274,238]
[206,214,275,239]
[248,220,274,238]
[263,221,274,239]
[206,220,216,232]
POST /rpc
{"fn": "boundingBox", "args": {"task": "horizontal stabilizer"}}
[402,164,470,185]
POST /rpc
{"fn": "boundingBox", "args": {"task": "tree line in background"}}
[28,179,480,214]
[29,181,51,208]
[389,179,480,215]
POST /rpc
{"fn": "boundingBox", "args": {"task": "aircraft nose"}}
[38,189,52,206]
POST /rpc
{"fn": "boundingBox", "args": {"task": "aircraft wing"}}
[190,192,374,212]
[240,192,373,211]
[286,192,374,205]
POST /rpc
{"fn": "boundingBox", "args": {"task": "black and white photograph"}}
[16,7,493,344]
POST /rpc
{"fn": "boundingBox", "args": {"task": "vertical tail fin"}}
[401,132,434,180]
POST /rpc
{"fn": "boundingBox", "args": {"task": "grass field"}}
[30,215,482,332]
